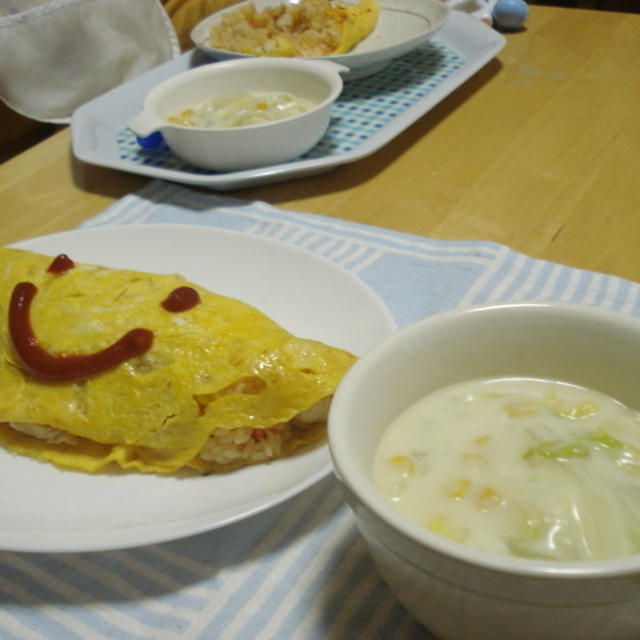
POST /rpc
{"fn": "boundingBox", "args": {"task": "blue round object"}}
[492,0,529,30]
[136,131,167,150]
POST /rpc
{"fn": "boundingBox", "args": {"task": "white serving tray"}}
[70,11,504,191]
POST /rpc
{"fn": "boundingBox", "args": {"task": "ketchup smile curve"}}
[9,281,153,382]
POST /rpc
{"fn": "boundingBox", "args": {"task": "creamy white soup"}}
[168,91,315,128]
[372,377,640,561]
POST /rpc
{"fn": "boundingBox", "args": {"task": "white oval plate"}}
[3,224,396,552]
[191,0,450,80]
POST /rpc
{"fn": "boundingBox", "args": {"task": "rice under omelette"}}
[206,0,379,57]
[0,247,355,475]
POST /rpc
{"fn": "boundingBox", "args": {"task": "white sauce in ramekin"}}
[168,90,315,128]
[373,377,640,561]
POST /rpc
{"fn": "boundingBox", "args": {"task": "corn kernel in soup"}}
[372,377,640,561]
[167,90,315,128]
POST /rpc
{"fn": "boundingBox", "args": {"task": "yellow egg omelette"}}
[206,0,380,57]
[0,247,355,475]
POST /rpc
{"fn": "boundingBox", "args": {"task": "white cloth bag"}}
[0,0,180,123]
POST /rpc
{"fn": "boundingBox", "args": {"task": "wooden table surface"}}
[2,4,639,283]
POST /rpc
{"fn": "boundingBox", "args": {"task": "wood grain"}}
[1,5,639,282]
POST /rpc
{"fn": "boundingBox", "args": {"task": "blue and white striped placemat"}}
[2,180,639,640]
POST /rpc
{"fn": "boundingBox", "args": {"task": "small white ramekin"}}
[129,57,346,171]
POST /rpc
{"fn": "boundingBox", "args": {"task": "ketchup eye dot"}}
[161,286,201,313]
[47,254,75,274]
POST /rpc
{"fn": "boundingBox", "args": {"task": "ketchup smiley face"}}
[8,255,202,381]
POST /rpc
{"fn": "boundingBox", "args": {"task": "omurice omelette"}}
[206,0,380,57]
[0,247,355,475]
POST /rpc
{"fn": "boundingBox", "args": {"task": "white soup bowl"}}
[328,302,640,640]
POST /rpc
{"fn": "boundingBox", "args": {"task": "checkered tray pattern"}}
[115,42,464,174]
[70,10,505,189]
